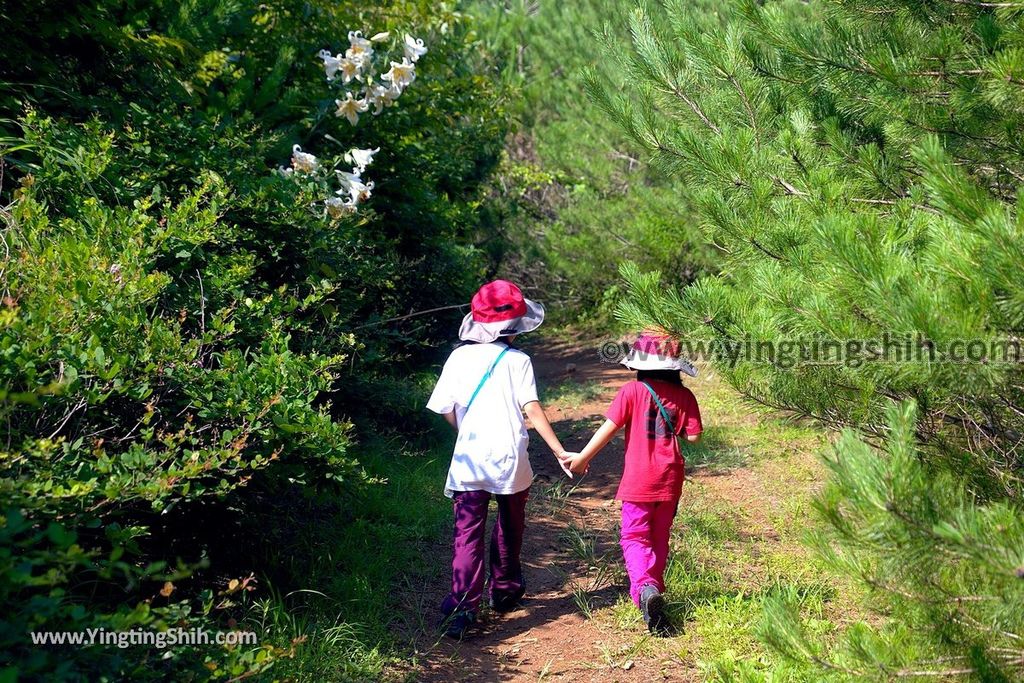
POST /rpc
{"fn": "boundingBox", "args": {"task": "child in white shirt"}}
[426,280,569,639]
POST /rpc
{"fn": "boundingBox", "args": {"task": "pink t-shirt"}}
[605,380,703,502]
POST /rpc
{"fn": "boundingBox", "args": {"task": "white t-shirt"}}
[426,342,539,497]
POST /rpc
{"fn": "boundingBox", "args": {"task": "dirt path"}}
[391,336,832,682]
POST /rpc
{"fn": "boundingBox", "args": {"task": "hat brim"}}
[621,351,698,377]
[459,298,545,343]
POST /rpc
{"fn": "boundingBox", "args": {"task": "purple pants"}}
[441,488,529,616]
[620,499,678,606]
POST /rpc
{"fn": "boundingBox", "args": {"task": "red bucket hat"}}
[621,331,698,377]
[459,280,545,343]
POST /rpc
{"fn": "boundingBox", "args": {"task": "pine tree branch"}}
[892,650,1024,677]
[661,83,721,135]
[934,582,1024,642]
[729,382,850,430]
[864,576,922,600]
[750,237,784,261]
[858,549,1024,668]
[848,196,942,215]
[944,0,1024,7]
[750,62,803,86]
[774,177,809,197]
[911,69,985,77]
[727,75,759,143]
[350,303,468,329]
[774,176,942,214]
[608,229,638,248]
[810,655,864,676]
[702,315,728,336]
[898,114,1020,158]
[781,47,1015,166]
[894,665,976,677]
[953,612,1023,649]
[865,577,1014,636]
[998,395,1024,421]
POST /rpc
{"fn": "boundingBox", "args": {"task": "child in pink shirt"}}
[563,333,702,634]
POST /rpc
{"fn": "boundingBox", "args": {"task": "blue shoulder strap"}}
[640,381,677,438]
[465,345,511,412]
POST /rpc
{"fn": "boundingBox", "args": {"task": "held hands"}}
[556,451,590,477]
[555,451,576,478]
[567,453,591,476]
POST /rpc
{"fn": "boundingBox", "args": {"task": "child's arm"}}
[440,410,458,431]
[522,400,569,459]
[567,419,621,475]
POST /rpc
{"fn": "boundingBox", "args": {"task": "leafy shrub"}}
[0,0,507,679]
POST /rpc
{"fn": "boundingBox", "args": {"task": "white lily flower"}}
[382,58,416,89]
[346,30,373,63]
[335,92,369,125]
[325,196,356,219]
[291,144,318,173]
[365,80,388,114]
[318,49,344,81]
[339,56,361,84]
[382,83,402,104]
[364,78,401,114]
[344,147,380,175]
[336,171,374,204]
[352,180,374,204]
[403,34,427,63]
[336,170,361,186]
[370,31,390,42]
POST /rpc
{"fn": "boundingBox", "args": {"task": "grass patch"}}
[745,419,824,461]
[685,437,749,472]
[689,593,767,660]
[249,433,453,682]
[666,558,730,624]
[595,634,656,669]
[676,502,742,545]
[559,521,623,619]
[532,471,588,515]
[561,522,600,564]
[540,379,605,409]
[607,594,643,630]
[551,415,608,445]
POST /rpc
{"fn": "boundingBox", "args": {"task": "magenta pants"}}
[620,499,678,606]
[441,488,529,616]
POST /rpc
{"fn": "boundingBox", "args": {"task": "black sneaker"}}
[489,587,526,614]
[441,610,476,640]
[639,585,669,635]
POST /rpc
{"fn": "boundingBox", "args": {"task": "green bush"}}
[0,0,506,679]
